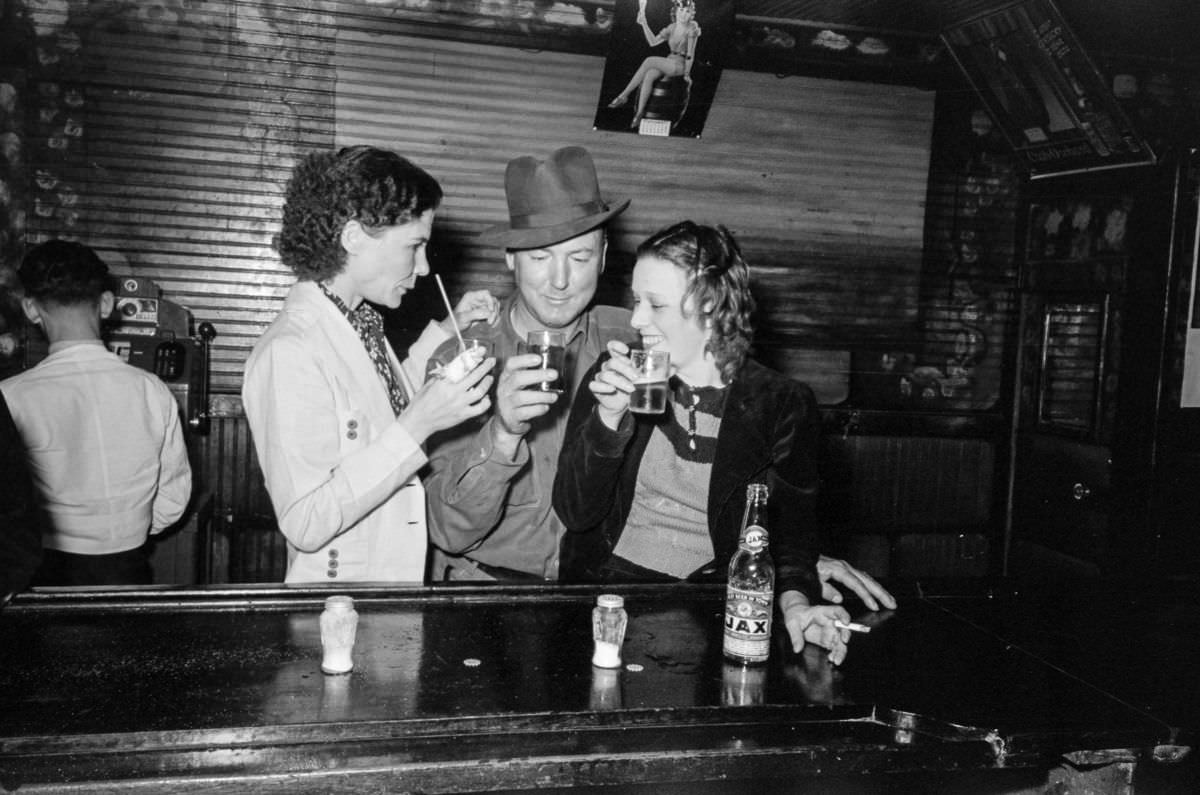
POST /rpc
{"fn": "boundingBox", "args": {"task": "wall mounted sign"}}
[941,0,1155,178]
[595,0,733,138]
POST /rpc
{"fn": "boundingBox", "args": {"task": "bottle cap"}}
[597,593,624,609]
[324,595,355,610]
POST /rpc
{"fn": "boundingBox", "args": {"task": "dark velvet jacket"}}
[0,391,44,601]
[553,356,823,603]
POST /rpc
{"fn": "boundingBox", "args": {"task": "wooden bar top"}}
[0,581,1193,793]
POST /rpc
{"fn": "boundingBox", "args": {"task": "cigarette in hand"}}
[834,620,871,633]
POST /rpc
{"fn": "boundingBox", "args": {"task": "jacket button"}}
[328,559,338,569]
[347,419,358,429]
[346,430,358,440]
[327,569,338,578]
[329,549,338,559]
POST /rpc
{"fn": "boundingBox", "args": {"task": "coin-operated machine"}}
[107,276,217,434]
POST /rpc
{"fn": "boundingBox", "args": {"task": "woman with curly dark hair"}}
[243,146,498,583]
[553,221,856,664]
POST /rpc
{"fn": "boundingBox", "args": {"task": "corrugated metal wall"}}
[22,1,934,396]
[13,1,973,583]
[23,0,336,393]
[335,29,935,364]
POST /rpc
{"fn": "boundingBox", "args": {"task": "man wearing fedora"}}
[424,146,634,582]
[423,146,898,611]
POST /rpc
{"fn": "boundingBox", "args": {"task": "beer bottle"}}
[724,485,772,667]
[723,483,774,665]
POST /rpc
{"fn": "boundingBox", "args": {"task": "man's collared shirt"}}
[424,295,633,579]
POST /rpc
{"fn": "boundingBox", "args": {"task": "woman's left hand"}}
[779,590,852,665]
[443,290,499,336]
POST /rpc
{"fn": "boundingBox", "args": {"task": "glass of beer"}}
[526,330,565,393]
[628,349,670,414]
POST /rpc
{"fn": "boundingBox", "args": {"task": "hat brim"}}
[477,198,630,250]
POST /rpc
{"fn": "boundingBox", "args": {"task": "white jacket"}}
[242,281,448,583]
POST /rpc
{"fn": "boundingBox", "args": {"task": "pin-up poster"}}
[595,0,734,138]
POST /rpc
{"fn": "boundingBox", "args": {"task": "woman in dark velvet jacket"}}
[553,221,853,663]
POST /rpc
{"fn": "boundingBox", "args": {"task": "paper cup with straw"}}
[434,275,488,382]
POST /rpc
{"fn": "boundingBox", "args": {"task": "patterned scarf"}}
[319,283,408,416]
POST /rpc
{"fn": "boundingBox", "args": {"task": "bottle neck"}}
[739,484,769,548]
[743,505,767,537]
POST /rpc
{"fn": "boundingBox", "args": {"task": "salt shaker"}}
[320,595,358,675]
[591,593,627,668]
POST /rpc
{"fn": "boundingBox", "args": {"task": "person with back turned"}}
[1,239,192,586]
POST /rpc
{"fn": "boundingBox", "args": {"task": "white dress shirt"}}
[1,341,192,555]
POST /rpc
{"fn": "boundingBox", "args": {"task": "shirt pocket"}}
[505,432,554,509]
[506,466,540,508]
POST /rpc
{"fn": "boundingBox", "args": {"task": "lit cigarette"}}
[834,620,871,633]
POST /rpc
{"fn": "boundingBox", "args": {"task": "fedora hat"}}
[479,146,629,250]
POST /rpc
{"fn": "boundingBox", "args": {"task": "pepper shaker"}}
[591,593,627,668]
[320,595,358,675]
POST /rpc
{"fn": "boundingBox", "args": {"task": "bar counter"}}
[1,580,1195,794]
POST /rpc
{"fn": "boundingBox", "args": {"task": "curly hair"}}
[636,221,754,384]
[18,239,111,305]
[276,146,443,281]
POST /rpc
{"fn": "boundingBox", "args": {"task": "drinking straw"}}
[434,274,466,351]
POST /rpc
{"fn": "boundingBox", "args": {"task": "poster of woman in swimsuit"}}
[594,0,733,138]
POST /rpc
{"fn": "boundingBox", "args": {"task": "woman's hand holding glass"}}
[398,355,495,446]
[589,340,639,430]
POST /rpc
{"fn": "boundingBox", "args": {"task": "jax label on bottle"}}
[741,526,767,547]
[723,585,772,663]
